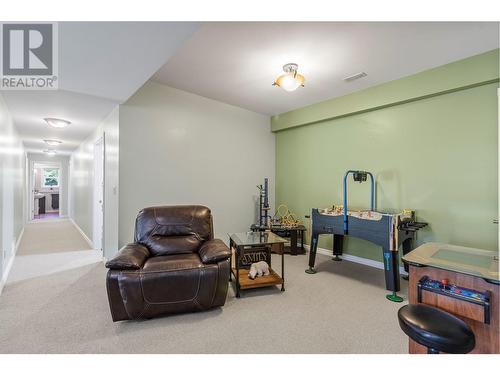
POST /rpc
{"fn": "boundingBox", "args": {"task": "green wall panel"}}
[276,83,498,261]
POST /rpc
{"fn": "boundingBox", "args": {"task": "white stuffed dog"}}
[248,261,270,279]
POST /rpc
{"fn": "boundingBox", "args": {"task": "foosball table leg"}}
[305,233,319,274]
[383,248,403,302]
[386,291,403,303]
[305,267,317,274]
[332,234,343,261]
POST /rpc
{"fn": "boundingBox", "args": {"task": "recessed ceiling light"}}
[273,63,305,92]
[44,118,71,128]
[344,72,367,82]
[43,149,57,156]
[43,139,62,146]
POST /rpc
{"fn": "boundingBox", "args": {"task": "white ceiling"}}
[2,90,118,155]
[2,22,200,155]
[58,22,200,102]
[153,22,500,115]
[3,22,499,156]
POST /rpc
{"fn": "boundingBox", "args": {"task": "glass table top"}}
[402,242,499,282]
[228,231,287,246]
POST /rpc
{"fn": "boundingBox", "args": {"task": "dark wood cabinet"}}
[38,196,46,214]
[51,193,59,210]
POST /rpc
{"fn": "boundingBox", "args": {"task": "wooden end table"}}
[228,232,287,298]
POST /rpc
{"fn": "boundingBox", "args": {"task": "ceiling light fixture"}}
[43,149,57,156]
[273,63,305,92]
[44,117,71,128]
[44,139,62,146]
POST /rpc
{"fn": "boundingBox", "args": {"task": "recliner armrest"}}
[199,239,231,264]
[105,243,150,270]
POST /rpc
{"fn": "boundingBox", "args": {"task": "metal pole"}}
[343,170,354,234]
[367,172,375,211]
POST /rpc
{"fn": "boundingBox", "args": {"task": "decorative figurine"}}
[248,261,270,279]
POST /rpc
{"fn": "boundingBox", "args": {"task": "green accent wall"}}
[275,50,499,262]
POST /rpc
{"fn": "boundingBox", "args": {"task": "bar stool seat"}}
[398,304,475,354]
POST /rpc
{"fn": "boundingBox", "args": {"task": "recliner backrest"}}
[134,205,213,256]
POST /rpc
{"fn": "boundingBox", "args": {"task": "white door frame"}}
[92,135,105,252]
[28,160,63,222]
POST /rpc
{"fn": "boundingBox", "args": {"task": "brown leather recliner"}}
[105,205,231,322]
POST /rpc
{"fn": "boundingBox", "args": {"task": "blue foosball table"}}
[306,170,427,302]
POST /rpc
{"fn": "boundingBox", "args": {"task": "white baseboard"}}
[0,227,25,296]
[69,218,94,249]
[304,244,408,275]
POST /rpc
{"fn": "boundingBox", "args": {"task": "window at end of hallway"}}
[42,168,59,188]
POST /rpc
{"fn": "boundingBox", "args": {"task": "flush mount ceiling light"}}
[273,63,305,92]
[44,117,71,128]
[43,139,62,146]
[43,149,57,156]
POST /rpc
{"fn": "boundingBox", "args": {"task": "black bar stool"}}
[398,304,475,354]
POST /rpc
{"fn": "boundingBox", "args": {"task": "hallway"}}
[6,219,102,284]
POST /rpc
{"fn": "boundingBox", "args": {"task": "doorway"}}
[92,136,104,252]
[30,161,62,221]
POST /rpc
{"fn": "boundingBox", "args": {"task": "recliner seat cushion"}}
[142,253,203,272]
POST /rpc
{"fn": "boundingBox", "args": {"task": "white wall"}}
[0,93,25,291]
[103,107,119,259]
[27,153,70,218]
[119,81,275,246]
[70,130,97,241]
[70,106,119,258]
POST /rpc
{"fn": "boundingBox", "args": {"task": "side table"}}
[228,231,287,298]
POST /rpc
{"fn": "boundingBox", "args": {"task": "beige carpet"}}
[0,234,409,353]
[17,219,93,255]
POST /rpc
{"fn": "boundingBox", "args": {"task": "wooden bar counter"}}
[402,243,499,354]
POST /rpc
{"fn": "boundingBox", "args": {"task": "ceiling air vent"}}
[343,72,367,82]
